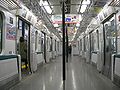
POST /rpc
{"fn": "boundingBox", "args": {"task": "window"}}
[0,13,3,53]
[47,37,49,50]
[50,37,52,51]
[83,37,86,52]
[110,19,116,53]
[35,31,38,51]
[80,39,82,51]
[55,40,56,51]
[91,33,95,51]
[41,33,44,52]
[57,42,59,51]
[96,30,99,50]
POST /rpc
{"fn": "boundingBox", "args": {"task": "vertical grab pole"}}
[66,26,68,63]
[62,0,66,90]
[62,0,65,81]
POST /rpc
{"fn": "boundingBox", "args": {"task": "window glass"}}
[83,37,86,51]
[35,31,38,51]
[91,33,95,51]
[80,39,82,51]
[46,37,49,50]
[41,33,44,52]
[96,30,99,50]
[50,37,52,51]
[110,19,116,53]
[57,42,59,51]
[24,23,29,41]
[18,19,22,30]
[0,13,3,53]
[55,40,56,51]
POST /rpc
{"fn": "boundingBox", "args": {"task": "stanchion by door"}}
[62,0,66,90]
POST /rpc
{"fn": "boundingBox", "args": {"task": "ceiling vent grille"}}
[0,0,21,10]
[109,0,120,7]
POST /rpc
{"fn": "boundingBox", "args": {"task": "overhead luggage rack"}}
[109,0,120,7]
[0,0,21,10]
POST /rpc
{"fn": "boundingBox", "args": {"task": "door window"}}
[35,31,38,51]
[96,30,99,50]
[0,13,3,53]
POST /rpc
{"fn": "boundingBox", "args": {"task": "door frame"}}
[102,13,117,78]
[17,16,32,72]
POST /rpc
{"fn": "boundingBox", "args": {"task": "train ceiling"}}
[74,0,110,40]
[0,0,110,41]
[39,0,110,40]
[38,0,108,41]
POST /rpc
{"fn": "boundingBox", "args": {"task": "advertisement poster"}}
[6,24,16,40]
[52,14,81,24]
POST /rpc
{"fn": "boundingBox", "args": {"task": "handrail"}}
[114,54,120,58]
[0,55,18,60]
[92,51,98,54]
[36,52,43,54]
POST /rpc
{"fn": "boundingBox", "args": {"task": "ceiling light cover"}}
[80,5,87,13]
[43,1,52,14]
[82,0,91,5]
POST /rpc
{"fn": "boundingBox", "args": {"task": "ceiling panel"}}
[70,5,78,14]
[71,0,82,4]
[48,0,61,14]
[70,0,82,14]
[48,0,61,5]
[53,6,62,14]
[49,0,83,14]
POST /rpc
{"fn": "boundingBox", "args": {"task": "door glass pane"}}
[24,23,29,41]
[41,33,44,52]
[97,30,99,50]
[80,39,82,51]
[91,33,94,51]
[35,31,38,51]
[50,37,52,51]
[117,24,120,52]
[110,19,116,53]
[83,37,86,51]
[0,13,3,53]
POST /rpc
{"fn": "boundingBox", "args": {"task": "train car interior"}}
[1,0,120,90]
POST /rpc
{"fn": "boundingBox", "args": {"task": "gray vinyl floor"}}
[10,56,120,90]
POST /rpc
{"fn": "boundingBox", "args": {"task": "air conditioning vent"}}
[109,0,120,7]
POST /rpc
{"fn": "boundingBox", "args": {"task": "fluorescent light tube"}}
[76,23,80,27]
[80,5,87,13]
[43,1,52,14]
[82,0,90,5]
[54,24,59,27]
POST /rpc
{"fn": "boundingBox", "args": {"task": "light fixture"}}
[39,0,43,6]
[82,0,90,5]
[76,23,80,27]
[43,1,52,14]
[54,24,59,27]
[80,4,87,13]
[79,15,82,21]
[51,6,54,9]
[78,0,90,13]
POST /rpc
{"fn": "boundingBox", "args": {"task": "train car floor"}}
[21,68,31,79]
[10,56,120,90]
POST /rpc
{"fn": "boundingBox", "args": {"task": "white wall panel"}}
[0,59,18,81]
